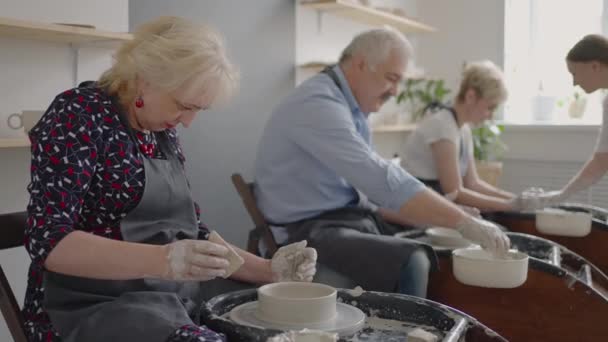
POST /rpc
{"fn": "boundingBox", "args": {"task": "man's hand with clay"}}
[456,216,510,256]
[271,241,317,282]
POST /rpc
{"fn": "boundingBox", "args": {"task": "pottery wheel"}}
[395,232,474,250]
[228,301,366,336]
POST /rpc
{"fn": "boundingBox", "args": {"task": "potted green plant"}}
[556,88,588,119]
[568,90,587,119]
[472,121,508,186]
[396,78,451,122]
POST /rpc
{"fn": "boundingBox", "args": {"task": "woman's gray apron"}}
[417,103,469,195]
[282,207,437,292]
[43,131,248,342]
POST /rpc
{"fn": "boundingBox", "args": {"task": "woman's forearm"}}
[397,189,467,228]
[44,230,167,280]
[454,187,513,212]
[229,244,273,284]
[468,179,515,200]
[561,152,608,196]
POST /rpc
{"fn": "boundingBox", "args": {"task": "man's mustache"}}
[380,92,392,102]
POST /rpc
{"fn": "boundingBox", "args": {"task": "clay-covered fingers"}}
[480,222,511,256]
[457,216,510,256]
[192,239,230,256]
[271,240,319,282]
[295,264,316,282]
[458,204,481,218]
[301,246,317,264]
[186,265,227,280]
[186,241,230,277]
[282,240,307,254]
[295,247,317,281]
[493,230,511,257]
[165,239,231,281]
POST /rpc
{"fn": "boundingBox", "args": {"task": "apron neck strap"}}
[321,65,343,93]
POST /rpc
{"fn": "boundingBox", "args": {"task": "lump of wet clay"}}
[408,328,438,342]
[208,231,244,277]
[347,286,364,297]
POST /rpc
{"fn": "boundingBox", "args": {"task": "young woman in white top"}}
[522,34,608,210]
[402,60,517,212]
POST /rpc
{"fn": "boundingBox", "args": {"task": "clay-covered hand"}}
[160,239,230,281]
[456,216,510,256]
[513,188,566,211]
[271,241,317,282]
[457,204,481,218]
[522,187,545,195]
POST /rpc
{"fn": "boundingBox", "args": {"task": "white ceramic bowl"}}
[535,208,592,237]
[426,227,471,247]
[452,247,529,288]
[256,282,337,325]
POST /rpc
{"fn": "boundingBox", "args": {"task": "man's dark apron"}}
[42,127,248,342]
[282,207,437,293]
[276,67,438,293]
[416,102,470,195]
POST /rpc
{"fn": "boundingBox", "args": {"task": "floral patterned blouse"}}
[23,84,212,341]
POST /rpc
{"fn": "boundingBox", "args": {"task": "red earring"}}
[135,96,144,108]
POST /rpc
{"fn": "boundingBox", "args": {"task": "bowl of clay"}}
[536,208,592,237]
[452,247,529,288]
[426,227,471,247]
[255,282,338,325]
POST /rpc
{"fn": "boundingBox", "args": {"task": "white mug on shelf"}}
[6,110,44,133]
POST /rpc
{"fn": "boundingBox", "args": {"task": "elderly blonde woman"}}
[23,16,316,342]
[402,60,517,212]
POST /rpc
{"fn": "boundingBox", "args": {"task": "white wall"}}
[416,0,504,93]
[130,0,296,247]
[0,1,128,340]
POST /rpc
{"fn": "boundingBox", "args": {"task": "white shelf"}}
[372,124,417,133]
[0,137,30,148]
[297,62,428,80]
[298,61,334,71]
[301,0,436,33]
[0,16,132,45]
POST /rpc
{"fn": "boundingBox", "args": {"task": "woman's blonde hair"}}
[456,60,507,104]
[98,16,239,107]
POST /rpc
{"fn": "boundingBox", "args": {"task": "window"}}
[503,0,606,124]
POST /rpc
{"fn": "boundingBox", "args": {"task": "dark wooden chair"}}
[0,211,29,342]
[230,173,279,257]
[230,173,356,288]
